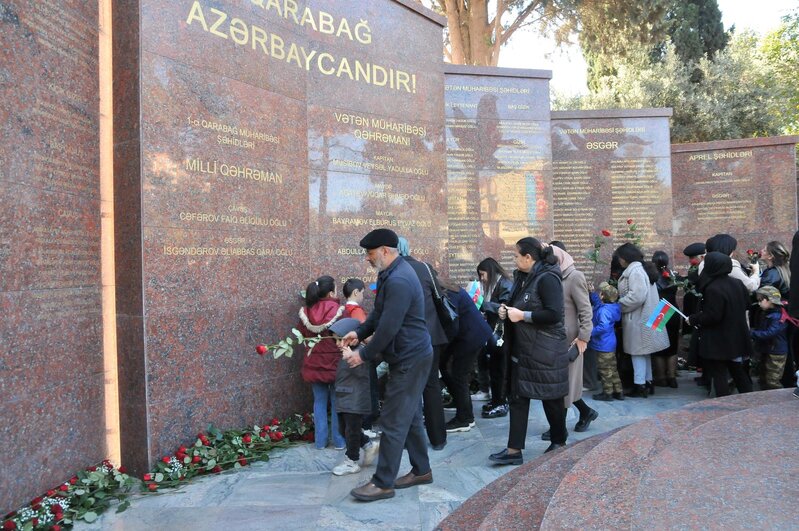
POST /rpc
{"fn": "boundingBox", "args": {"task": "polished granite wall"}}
[551,109,674,283]
[0,0,105,512]
[445,66,552,283]
[113,0,445,473]
[672,136,799,265]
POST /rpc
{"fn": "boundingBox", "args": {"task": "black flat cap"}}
[359,228,399,250]
[683,242,706,257]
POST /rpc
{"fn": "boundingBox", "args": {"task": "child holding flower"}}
[298,275,346,450]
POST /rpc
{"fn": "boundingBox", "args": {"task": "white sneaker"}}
[361,440,380,466]
[471,390,491,401]
[332,457,361,476]
[362,428,379,439]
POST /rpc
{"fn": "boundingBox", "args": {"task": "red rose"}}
[176,453,187,462]
[259,430,268,438]
[50,504,62,514]
[161,456,171,463]
[626,218,633,225]
[192,456,202,463]
[238,457,247,466]
[3,521,16,530]
[256,344,268,356]
[747,249,755,255]
[69,477,77,485]
[59,485,68,492]
[271,418,280,426]
[32,519,38,527]
[274,432,284,441]
[601,229,611,237]
[87,466,97,472]
[242,434,252,444]
[143,473,152,481]
[118,466,127,474]
[46,490,56,497]
[197,432,205,439]
[662,270,670,278]
[148,483,158,491]
[31,497,42,505]
[212,466,222,473]
[52,526,61,531]
[32,504,41,511]
[179,445,187,453]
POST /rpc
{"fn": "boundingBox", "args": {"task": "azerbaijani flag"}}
[645,299,678,331]
[466,280,484,309]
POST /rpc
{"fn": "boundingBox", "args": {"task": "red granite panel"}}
[1,376,106,515]
[0,0,104,513]
[672,140,797,252]
[552,114,673,284]
[445,74,551,122]
[308,105,445,180]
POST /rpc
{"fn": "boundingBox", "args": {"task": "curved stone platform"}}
[437,389,797,530]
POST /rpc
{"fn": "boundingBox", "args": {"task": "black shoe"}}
[544,443,566,453]
[482,403,508,419]
[541,429,551,441]
[612,391,625,401]
[653,378,668,387]
[489,448,523,465]
[592,392,613,401]
[667,378,678,388]
[629,384,648,398]
[445,418,475,433]
[646,381,655,395]
[574,409,598,432]
[431,442,447,451]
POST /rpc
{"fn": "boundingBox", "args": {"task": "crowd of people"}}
[294,227,799,502]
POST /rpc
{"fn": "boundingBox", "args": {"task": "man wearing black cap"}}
[340,228,434,502]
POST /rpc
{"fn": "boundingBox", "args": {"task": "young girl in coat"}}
[299,275,346,450]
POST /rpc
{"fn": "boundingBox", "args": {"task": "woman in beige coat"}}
[545,246,598,437]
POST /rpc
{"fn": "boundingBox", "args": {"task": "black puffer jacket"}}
[688,252,752,361]
[507,261,569,400]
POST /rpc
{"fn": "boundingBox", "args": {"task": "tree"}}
[761,10,799,134]
[665,0,728,65]
[561,31,790,143]
[416,0,577,66]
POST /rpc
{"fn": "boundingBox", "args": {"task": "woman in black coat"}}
[686,252,753,397]
[476,257,514,418]
[489,238,569,464]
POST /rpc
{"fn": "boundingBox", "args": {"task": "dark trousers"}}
[362,363,379,430]
[488,341,509,404]
[703,358,752,397]
[508,395,567,448]
[440,340,482,422]
[506,358,566,447]
[476,347,490,392]
[338,412,369,462]
[373,353,432,489]
[422,345,447,447]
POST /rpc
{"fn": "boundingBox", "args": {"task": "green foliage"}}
[664,0,728,65]
[563,31,792,142]
[257,328,323,359]
[762,10,799,134]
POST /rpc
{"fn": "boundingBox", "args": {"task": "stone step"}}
[436,431,617,530]
[539,389,795,529]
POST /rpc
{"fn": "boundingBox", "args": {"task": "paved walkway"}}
[80,373,709,530]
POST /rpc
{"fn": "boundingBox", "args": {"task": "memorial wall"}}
[551,109,674,283]
[445,66,552,283]
[0,1,105,511]
[672,136,799,260]
[113,0,445,472]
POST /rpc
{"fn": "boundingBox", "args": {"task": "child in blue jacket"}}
[751,286,789,390]
[589,282,623,401]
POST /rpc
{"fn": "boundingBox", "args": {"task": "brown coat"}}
[552,248,593,408]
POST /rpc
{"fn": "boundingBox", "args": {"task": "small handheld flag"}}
[645,299,686,331]
[466,280,484,309]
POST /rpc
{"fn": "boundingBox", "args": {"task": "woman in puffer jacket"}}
[299,275,346,450]
[488,238,569,465]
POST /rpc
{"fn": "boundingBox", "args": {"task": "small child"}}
[342,278,367,323]
[751,286,789,390]
[589,282,623,401]
[330,317,379,476]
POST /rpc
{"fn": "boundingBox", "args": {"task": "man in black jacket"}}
[341,228,434,502]
[397,237,448,449]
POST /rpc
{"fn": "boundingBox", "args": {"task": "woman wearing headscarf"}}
[615,243,670,397]
[488,238,569,464]
[686,252,753,397]
[549,246,597,436]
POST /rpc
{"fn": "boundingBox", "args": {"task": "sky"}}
[498,0,798,96]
